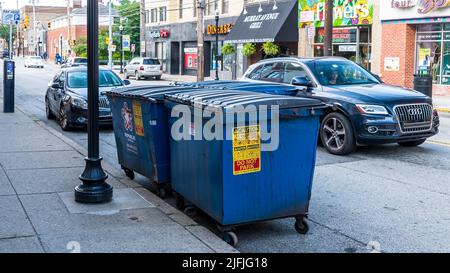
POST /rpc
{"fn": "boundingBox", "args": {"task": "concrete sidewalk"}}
[434,96,450,113]
[0,100,237,253]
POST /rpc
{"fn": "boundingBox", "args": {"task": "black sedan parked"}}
[45,67,130,130]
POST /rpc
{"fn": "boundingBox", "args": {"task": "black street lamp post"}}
[120,25,124,74]
[75,0,113,203]
[214,10,219,81]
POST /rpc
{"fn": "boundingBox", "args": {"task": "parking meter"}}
[3,60,15,113]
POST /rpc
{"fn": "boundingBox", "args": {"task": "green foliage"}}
[221,43,235,55]
[242,43,256,57]
[73,36,87,57]
[115,0,140,58]
[262,42,280,56]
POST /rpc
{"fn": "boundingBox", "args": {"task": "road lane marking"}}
[427,139,450,147]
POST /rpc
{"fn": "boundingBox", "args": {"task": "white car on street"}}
[25,56,44,68]
[124,57,163,80]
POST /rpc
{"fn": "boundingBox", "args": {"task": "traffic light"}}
[24,15,29,29]
[48,22,51,30]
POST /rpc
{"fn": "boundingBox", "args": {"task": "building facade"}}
[144,0,244,78]
[380,0,450,97]
[19,5,72,56]
[47,3,117,61]
[297,0,381,74]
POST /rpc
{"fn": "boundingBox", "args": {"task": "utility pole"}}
[108,0,113,69]
[75,0,112,204]
[67,0,72,57]
[140,0,145,57]
[119,24,123,74]
[17,0,20,57]
[196,0,205,81]
[32,0,36,56]
[324,0,333,56]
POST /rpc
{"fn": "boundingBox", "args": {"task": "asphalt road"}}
[5,58,450,253]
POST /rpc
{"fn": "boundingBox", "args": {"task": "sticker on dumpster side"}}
[132,101,144,137]
[232,125,261,175]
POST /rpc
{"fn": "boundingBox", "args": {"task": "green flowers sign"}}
[299,0,373,27]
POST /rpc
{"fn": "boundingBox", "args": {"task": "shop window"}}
[159,7,167,22]
[211,42,223,70]
[179,0,183,19]
[418,24,442,32]
[222,0,229,14]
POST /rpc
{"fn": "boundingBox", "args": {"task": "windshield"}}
[74,58,88,64]
[308,60,379,86]
[67,70,123,88]
[143,59,160,65]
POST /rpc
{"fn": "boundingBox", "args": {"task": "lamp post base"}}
[75,157,113,203]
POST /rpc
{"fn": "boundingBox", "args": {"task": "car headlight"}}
[355,104,389,115]
[70,97,88,109]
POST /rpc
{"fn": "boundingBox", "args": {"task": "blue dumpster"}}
[105,85,221,197]
[175,80,303,96]
[165,90,325,246]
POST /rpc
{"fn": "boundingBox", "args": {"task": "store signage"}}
[243,12,281,29]
[206,24,234,35]
[391,0,415,8]
[315,28,357,44]
[417,32,443,41]
[339,45,357,52]
[149,29,170,39]
[184,48,198,69]
[298,0,373,27]
[381,0,450,20]
[384,57,400,71]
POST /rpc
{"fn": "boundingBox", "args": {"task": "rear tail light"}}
[160,65,163,70]
[140,66,144,71]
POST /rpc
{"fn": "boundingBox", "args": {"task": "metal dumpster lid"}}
[165,90,324,110]
[104,85,209,101]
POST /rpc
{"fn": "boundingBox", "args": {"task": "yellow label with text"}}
[232,125,261,175]
[132,100,144,137]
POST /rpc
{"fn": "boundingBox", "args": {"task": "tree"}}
[115,0,140,59]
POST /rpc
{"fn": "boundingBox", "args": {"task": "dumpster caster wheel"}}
[223,231,238,247]
[174,193,185,210]
[123,168,135,180]
[184,206,197,217]
[295,219,309,235]
[157,187,167,199]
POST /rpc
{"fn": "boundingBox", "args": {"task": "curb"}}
[9,102,238,253]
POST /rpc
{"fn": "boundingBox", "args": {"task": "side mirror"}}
[123,79,131,86]
[291,76,312,88]
[52,83,61,89]
[371,73,383,83]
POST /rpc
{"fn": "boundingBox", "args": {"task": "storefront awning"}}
[225,0,298,44]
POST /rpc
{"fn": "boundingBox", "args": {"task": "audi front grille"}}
[394,103,433,134]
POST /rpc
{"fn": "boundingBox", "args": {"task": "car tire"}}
[45,97,55,120]
[59,104,71,131]
[135,71,141,80]
[155,75,161,80]
[398,139,426,147]
[320,112,356,155]
[124,70,129,79]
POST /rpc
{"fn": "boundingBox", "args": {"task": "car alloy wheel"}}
[323,117,346,151]
[45,98,55,119]
[59,105,70,131]
[320,112,355,155]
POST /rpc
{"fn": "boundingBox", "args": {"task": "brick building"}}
[47,2,118,61]
[19,4,72,56]
[380,1,450,97]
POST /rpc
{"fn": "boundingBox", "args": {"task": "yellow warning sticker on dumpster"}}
[232,125,261,175]
[132,100,144,137]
